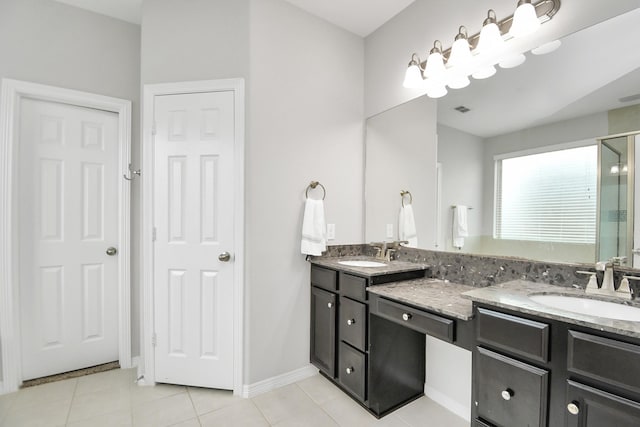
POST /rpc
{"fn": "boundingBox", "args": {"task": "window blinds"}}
[495,145,597,244]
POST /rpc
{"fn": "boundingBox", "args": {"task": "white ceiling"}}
[52,0,415,36]
[281,0,414,37]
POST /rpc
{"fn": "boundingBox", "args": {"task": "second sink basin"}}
[338,260,387,268]
[529,294,640,322]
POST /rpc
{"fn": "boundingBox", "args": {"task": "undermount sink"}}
[338,260,387,268]
[529,294,640,322]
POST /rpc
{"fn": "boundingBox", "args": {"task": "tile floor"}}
[0,368,469,426]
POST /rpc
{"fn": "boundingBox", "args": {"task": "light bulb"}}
[426,84,448,99]
[509,0,540,38]
[472,65,497,80]
[403,64,424,88]
[425,41,447,81]
[499,53,526,68]
[447,73,470,89]
[449,27,472,69]
[476,10,505,57]
[531,40,561,55]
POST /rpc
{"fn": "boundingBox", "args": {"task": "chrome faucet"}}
[370,240,408,262]
[583,260,633,299]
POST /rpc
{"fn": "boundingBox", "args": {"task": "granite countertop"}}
[367,278,475,321]
[463,280,640,339]
[309,256,429,278]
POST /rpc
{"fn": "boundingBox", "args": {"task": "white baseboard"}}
[241,364,318,398]
[424,384,471,422]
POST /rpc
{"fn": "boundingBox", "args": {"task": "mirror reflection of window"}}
[495,143,597,245]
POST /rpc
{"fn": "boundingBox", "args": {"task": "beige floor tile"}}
[395,397,468,427]
[132,392,196,427]
[296,374,344,406]
[75,368,134,396]
[131,383,187,406]
[66,408,132,427]
[0,396,72,427]
[199,400,269,427]
[251,384,318,425]
[272,404,339,427]
[169,418,201,427]
[11,379,77,411]
[187,386,242,415]
[0,392,17,423]
[321,393,410,427]
[67,387,132,423]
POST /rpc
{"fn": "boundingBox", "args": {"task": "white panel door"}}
[153,91,235,389]
[19,98,120,380]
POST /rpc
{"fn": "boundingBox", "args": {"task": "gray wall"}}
[0,0,141,380]
[436,124,484,251]
[365,96,437,247]
[248,0,363,383]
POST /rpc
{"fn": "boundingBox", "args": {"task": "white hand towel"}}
[453,205,469,249]
[399,205,418,248]
[301,199,327,256]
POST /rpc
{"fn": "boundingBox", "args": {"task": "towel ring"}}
[400,190,412,207]
[306,181,326,200]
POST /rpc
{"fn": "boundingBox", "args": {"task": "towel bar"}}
[451,205,473,210]
[306,181,326,200]
[400,190,412,207]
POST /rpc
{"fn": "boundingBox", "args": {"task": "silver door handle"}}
[106,247,117,256]
[218,252,231,262]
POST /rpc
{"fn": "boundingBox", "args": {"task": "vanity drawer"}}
[476,346,549,427]
[567,330,640,395]
[311,266,337,291]
[477,308,549,363]
[338,342,366,402]
[375,296,454,343]
[339,297,366,351]
[340,272,367,301]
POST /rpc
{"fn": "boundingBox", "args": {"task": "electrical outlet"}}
[327,224,336,240]
[386,223,394,238]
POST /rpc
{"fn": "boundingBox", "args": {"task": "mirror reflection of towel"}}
[399,205,418,247]
[453,205,469,249]
[301,199,327,256]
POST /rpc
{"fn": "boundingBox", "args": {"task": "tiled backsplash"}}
[320,244,640,297]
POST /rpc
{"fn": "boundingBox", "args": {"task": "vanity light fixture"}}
[402,0,561,97]
[510,0,541,38]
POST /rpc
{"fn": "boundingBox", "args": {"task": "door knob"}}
[106,247,117,256]
[567,402,580,415]
[218,252,231,262]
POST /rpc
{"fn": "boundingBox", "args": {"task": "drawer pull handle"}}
[402,313,412,321]
[327,302,333,309]
[567,402,580,415]
[347,319,356,326]
[346,367,354,375]
[501,389,514,401]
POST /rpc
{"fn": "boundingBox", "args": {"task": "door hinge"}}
[152,227,157,242]
[151,121,157,136]
[152,333,157,347]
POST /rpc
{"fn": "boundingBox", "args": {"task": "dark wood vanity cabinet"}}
[309,264,429,417]
[472,304,640,427]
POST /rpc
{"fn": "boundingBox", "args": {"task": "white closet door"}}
[19,98,120,380]
[153,91,235,389]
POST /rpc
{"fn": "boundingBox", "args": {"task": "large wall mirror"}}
[365,8,640,267]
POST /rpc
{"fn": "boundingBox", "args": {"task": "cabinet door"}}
[566,380,640,427]
[310,286,337,377]
[476,347,549,427]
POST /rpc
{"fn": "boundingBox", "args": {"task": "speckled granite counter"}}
[463,280,640,339]
[310,256,429,278]
[367,279,475,321]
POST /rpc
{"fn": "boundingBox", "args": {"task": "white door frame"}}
[140,79,245,395]
[0,79,132,394]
